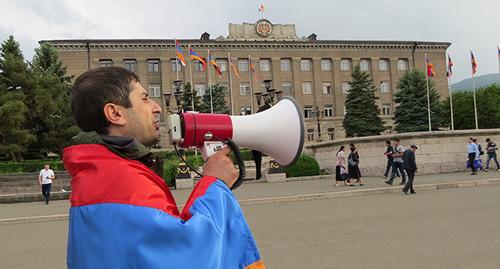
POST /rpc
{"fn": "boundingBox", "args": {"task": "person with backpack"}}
[485,138,500,172]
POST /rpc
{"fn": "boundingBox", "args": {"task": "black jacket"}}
[403,149,417,171]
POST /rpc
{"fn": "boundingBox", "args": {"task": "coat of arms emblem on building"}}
[255,19,273,37]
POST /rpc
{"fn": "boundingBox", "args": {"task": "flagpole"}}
[447,76,454,130]
[207,49,213,113]
[472,73,478,129]
[248,55,255,113]
[425,53,432,132]
[175,39,179,81]
[188,45,195,110]
[228,52,234,115]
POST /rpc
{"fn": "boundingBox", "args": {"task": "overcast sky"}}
[0,0,499,83]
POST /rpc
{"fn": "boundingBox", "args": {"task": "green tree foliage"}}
[180,83,202,111]
[393,69,443,132]
[29,42,78,155]
[442,84,500,129]
[342,65,385,137]
[0,36,36,161]
[199,84,230,114]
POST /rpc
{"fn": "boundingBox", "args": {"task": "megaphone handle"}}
[224,140,245,191]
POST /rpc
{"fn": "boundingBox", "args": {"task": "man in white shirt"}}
[39,164,55,205]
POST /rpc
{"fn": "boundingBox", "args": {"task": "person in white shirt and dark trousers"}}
[467,138,480,175]
[39,164,55,204]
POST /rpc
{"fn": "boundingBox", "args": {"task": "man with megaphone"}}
[63,67,266,269]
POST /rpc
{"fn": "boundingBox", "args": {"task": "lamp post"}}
[163,80,184,112]
[253,79,283,107]
[312,106,324,142]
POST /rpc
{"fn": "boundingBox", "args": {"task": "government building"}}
[42,20,451,145]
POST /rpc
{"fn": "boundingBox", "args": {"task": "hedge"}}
[0,160,65,174]
[162,155,205,187]
[284,154,320,178]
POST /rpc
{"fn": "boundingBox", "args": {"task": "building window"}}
[398,59,408,71]
[240,106,252,115]
[327,128,335,140]
[302,82,312,95]
[340,59,351,71]
[281,59,291,71]
[304,106,313,119]
[123,59,137,72]
[99,59,113,67]
[382,104,391,116]
[282,81,292,94]
[260,59,271,72]
[379,59,389,71]
[145,59,159,72]
[216,59,227,72]
[148,84,161,98]
[170,60,181,72]
[360,59,370,71]
[307,129,315,142]
[321,59,332,71]
[322,82,332,95]
[324,105,333,117]
[380,81,390,93]
[240,82,250,95]
[238,59,249,72]
[193,60,204,72]
[194,84,206,97]
[342,82,351,94]
[300,59,312,71]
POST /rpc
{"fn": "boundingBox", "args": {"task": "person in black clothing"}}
[347,143,364,186]
[484,138,500,172]
[402,144,418,194]
[251,102,272,180]
[382,140,400,178]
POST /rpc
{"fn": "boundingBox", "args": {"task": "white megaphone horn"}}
[167,96,305,167]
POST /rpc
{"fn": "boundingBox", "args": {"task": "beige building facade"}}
[43,20,451,144]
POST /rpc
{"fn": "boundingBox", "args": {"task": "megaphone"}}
[167,96,304,167]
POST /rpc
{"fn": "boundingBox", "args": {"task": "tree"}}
[199,84,230,114]
[180,83,202,111]
[342,65,385,137]
[393,69,443,132]
[0,36,36,161]
[442,84,500,129]
[30,43,78,155]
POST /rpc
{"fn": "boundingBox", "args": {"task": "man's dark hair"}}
[472,138,477,143]
[394,138,400,142]
[71,67,140,134]
[385,140,391,144]
[486,138,491,142]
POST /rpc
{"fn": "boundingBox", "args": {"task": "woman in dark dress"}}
[347,143,364,186]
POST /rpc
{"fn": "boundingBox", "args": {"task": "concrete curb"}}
[1,178,499,225]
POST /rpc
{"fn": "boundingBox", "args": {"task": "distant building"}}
[42,19,450,144]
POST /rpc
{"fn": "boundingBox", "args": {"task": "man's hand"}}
[203,146,238,188]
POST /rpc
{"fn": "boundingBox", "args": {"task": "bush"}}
[284,154,320,178]
[0,160,64,174]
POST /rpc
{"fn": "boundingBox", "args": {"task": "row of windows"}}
[303,103,393,119]
[307,128,336,142]
[100,58,410,74]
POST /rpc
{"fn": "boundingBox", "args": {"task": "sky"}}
[0,0,499,84]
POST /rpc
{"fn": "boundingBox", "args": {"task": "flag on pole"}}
[208,54,222,78]
[447,54,453,78]
[497,45,500,61]
[249,57,258,83]
[229,57,240,79]
[425,53,436,77]
[175,40,186,66]
[189,48,206,71]
[470,51,478,75]
[258,4,264,12]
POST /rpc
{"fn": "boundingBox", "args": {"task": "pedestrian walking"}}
[484,138,500,172]
[335,145,351,186]
[382,140,399,178]
[39,164,55,205]
[385,138,406,185]
[347,143,364,186]
[467,138,480,175]
[402,144,418,195]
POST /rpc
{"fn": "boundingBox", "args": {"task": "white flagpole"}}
[207,49,213,113]
[188,45,194,110]
[175,39,179,81]
[248,55,255,113]
[425,53,432,132]
[471,50,479,130]
[447,76,455,130]
[497,46,500,83]
[228,53,234,115]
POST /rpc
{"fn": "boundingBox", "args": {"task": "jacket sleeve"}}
[67,176,264,269]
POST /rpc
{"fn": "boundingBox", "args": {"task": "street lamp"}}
[163,80,184,113]
[312,106,324,142]
[254,79,282,107]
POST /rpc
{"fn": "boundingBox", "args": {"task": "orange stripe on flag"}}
[245,260,266,269]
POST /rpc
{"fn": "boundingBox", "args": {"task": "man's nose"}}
[152,100,162,113]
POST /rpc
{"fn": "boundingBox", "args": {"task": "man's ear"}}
[103,103,127,126]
